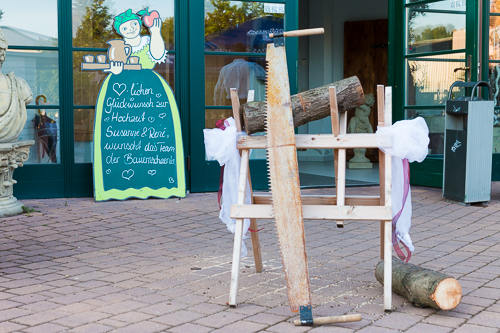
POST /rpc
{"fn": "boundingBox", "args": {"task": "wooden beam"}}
[377,85,386,261]
[252,194,381,206]
[231,204,393,221]
[231,88,263,274]
[229,149,250,307]
[237,133,391,149]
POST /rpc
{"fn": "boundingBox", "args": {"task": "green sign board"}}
[89,8,185,201]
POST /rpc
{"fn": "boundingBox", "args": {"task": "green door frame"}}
[482,1,500,181]
[189,0,299,193]
[391,0,483,187]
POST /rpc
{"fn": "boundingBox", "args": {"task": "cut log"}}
[241,76,364,134]
[375,257,462,310]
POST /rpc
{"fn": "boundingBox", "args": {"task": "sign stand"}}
[228,84,394,314]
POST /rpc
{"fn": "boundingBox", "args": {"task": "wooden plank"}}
[336,107,348,228]
[377,85,386,260]
[229,150,250,307]
[252,194,380,206]
[384,220,392,311]
[383,86,393,311]
[230,88,263,274]
[231,204,393,221]
[231,89,243,133]
[330,86,340,136]
[237,133,391,149]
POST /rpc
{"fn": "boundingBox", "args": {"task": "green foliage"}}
[161,17,175,48]
[415,26,452,42]
[73,0,115,48]
[0,9,4,21]
[21,206,36,214]
[407,5,429,43]
[205,0,264,37]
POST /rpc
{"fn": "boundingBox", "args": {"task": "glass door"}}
[189,0,298,192]
[395,0,478,187]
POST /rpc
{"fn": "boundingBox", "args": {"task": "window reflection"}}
[206,55,266,106]
[205,1,284,53]
[72,0,175,50]
[18,108,60,164]
[406,53,466,106]
[73,51,107,106]
[0,1,58,46]
[407,3,465,54]
[2,50,59,105]
[74,109,94,163]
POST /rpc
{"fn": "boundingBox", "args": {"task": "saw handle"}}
[269,28,324,39]
[293,314,361,326]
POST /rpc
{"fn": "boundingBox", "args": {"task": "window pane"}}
[206,55,266,106]
[407,4,465,54]
[74,109,94,163]
[73,51,107,106]
[0,1,58,46]
[205,1,284,53]
[406,109,443,154]
[17,108,60,164]
[205,108,232,129]
[2,50,59,105]
[406,53,466,106]
[491,0,500,13]
[72,0,175,50]
[154,54,175,91]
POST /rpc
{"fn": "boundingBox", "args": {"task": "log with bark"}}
[375,257,462,310]
[241,76,364,134]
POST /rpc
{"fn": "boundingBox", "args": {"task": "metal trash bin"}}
[443,81,494,204]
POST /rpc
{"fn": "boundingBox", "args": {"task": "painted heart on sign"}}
[106,169,111,174]
[122,169,134,180]
[148,170,157,176]
[156,93,161,98]
[113,83,126,96]
[158,113,166,119]
[104,117,110,122]
[148,117,155,123]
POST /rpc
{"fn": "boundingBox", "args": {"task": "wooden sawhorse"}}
[228,85,394,311]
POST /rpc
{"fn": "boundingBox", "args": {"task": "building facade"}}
[1,0,498,199]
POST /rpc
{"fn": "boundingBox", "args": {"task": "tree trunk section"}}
[241,76,364,134]
[376,257,462,310]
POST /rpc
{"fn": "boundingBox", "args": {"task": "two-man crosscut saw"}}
[265,28,362,326]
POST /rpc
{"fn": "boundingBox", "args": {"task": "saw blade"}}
[265,42,311,313]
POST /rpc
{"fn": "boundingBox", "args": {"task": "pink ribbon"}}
[392,158,412,262]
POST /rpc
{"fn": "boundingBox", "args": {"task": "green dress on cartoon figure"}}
[93,8,185,202]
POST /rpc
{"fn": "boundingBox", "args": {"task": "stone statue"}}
[0,29,32,142]
[0,27,35,216]
[347,93,375,168]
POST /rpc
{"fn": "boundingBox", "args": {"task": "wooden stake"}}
[377,85,386,261]
[229,149,250,307]
[383,86,393,311]
[293,314,362,326]
[230,88,263,274]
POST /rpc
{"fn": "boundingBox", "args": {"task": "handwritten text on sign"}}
[100,70,178,191]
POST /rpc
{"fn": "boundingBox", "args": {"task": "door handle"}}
[454,66,470,73]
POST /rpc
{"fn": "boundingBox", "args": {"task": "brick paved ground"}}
[0,183,499,332]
